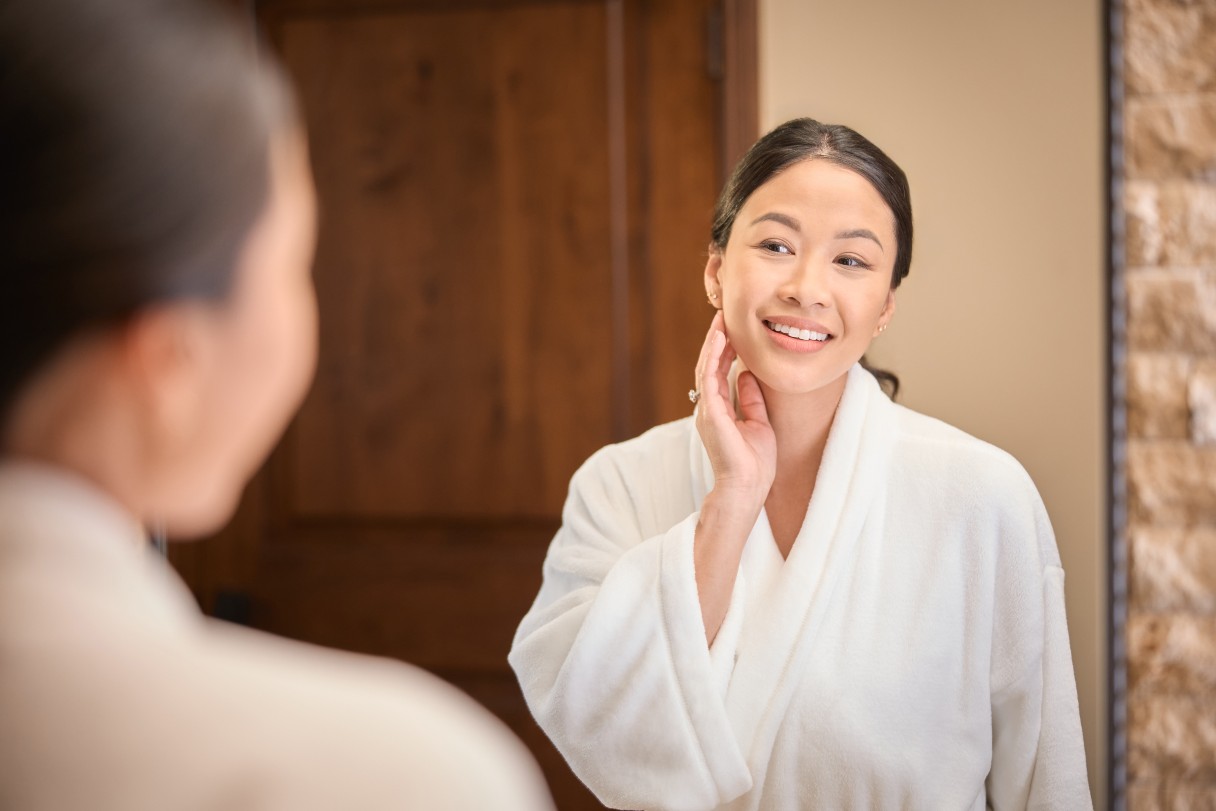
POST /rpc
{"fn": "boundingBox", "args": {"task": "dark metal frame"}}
[1106,0,1128,808]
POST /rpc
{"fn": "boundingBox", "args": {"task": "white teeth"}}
[765,320,828,342]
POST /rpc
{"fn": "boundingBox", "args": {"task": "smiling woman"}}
[707,160,896,402]
[509,118,1094,810]
[709,119,912,401]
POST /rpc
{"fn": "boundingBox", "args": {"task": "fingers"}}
[700,329,726,411]
[694,311,726,391]
[736,370,770,426]
[715,332,737,381]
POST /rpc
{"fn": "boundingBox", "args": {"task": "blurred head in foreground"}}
[0,0,317,536]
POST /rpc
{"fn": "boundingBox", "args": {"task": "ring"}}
[688,389,700,404]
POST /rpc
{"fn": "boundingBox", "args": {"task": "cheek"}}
[719,296,753,347]
[214,276,316,440]
[844,285,892,327]
[257,280,317,410]
[717,269,759,327]
[288,282,319,398]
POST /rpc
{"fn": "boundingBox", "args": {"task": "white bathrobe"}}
[0,462,553,811]
[510,365,1092,811]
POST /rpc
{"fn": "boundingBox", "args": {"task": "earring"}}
[707,291,718,305]
[878,323,888,333]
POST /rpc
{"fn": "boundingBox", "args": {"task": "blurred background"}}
[169,1,1215,809]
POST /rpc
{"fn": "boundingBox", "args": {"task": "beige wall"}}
[759,0,1107,805]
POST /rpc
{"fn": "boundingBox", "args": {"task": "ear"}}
[704,244,724,308]
[120,304,216,450]
[875,289,896,336]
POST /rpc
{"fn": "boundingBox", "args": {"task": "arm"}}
[507,315,772,811]
[508,455,751,811]
[985,480,1093,811]
[692,312,774,643]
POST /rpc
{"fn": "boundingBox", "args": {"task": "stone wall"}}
[1124,0,1216,807]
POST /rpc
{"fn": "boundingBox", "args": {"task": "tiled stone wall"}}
[1124,0,1216,807]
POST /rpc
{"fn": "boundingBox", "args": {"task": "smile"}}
[764,320,830,342]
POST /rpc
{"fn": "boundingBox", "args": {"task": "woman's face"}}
[705,159,896,397]
[168,129,318,535]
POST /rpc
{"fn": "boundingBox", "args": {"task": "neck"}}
[752,369,848,557]
[2,345,150,539]
[758,371,848,473]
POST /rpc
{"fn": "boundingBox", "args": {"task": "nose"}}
[777,257,830,309]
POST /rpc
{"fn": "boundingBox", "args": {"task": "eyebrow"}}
[750,212,802,231]
[836,228,884,251]
[750,213,884,251]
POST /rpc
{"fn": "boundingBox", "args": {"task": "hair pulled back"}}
[0,0,297,426]
[710,117,913,396]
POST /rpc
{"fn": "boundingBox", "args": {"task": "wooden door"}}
[174,1,755,807]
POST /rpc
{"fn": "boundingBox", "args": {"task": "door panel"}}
[282,4,614,520]
[175,2,755,808]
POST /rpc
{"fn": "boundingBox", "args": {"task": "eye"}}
[758,240,792,255]
[836,254,872,270]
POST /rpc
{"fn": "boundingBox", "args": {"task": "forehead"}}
[739,159,894,237]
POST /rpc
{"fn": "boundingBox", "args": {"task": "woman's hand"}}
[691,311,776,643]
[694,311,777,510]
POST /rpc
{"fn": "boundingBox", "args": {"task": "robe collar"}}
[0,460,200,630]
[688,363,898,779]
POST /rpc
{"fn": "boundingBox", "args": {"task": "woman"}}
[510,119,1091,810]
[0,1,552,808]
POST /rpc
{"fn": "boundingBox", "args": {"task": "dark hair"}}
[710,118,913,398]
[0,0,297,427]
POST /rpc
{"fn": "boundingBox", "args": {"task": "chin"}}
[743,357,851,397]
[161,482,244,540]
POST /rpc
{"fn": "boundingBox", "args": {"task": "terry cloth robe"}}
[509,364,1092,811]
[0,462,554,811]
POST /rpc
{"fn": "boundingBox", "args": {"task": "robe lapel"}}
[692,365,897,801]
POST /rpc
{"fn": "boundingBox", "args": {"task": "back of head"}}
[0,0,295,428]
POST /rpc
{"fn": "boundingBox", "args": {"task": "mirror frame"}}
[1106,0,1128,808]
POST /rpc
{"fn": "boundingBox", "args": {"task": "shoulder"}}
[884,402,1059,568]
[1,589,551,809]
[568,416,696,500]
[578,416,695,477]
[187,623,553,808]
[888,403,1040,501]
